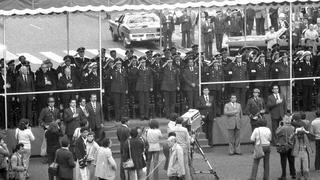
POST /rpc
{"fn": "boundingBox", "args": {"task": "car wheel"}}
[122,36,131,48]
[110,30,118,41]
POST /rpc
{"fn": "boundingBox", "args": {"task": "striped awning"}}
[0,0,319,16]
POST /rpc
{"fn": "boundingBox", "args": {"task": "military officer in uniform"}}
[161,10,175,48]
[183,58,199,109]
[206,60,224,116]
[161,59,180,118]
[300,51,314,111]
[136,59,153,120]
[278,53,290,110]
[255,54,271,101]
[230,54,249,107]
[74,47,90,76]
[150,54,163,117]
[180,9,192,48]
[86,63,100,89]
[110,58,128,121]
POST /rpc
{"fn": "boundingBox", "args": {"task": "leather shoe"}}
[235,152,242,155]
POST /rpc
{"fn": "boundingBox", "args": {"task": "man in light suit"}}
[64,99,81,142]
[197,87,216,146]
[267,85,287,144]
[86,94,104,138]
[224,94,243,155]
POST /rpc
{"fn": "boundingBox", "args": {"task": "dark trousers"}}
[163,91,176,118]
[302,85,313,111]
[0,168,7,180]
[202,115,213,145]
[182,31,191,48]
[57,178,72,180]
[315,140,320,170]
[169,176,185,180]
[249,146,270,180]
[210,90,222,116]
[138,91,150,118]
[20,98,33,119]
[280,149,296,178]
[215,33,223,52]
[255,17,265,35]
[204,41,213,59]
[230,32,242,36]
[185,90,199,109]
[120,156,126,180]
[163,30,173,48]
[270,17,278,31]
[271,118,282,144]
[246,18,254,35]
[112,92,126,121]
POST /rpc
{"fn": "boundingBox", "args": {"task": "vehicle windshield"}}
[127,16,157,24]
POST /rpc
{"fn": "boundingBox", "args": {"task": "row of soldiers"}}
[1,44,320,126]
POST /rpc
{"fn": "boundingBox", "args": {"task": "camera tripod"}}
[190,128,219,180]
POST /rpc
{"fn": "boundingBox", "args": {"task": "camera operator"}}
[245,88,266,132]
[275,116,296,180]
[196,87,216,147]
[169,117,192,180]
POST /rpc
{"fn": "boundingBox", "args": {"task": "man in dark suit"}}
[201,13,214,59]
[57,55,80,82]
[110,59,128,121]
[197,87,216,146]
[180,9,192,48]
[161,10,175,48]
[183,58,199,109]
[64,99,81,142]
[16,66,35,119]
[57,67,80,108]
[136,59,153,120]
[300,52,314,111]
[56,137,75,180]
[245,88,266,131]
[212,10,226,52]
[86,94,104,138]
[78,97,89,122]
[117,118,130,180]
[38,97,61,128]
[224,94,243,155]
[161,59,180,118]
[267,85,287,144]
[75,127,89,178]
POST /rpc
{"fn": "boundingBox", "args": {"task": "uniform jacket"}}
[301,61,314,86]
[212,16,226,34]
[38,106,61,126]
[86,72,100,88]
[255,62,271,86]
[161,66,180,92]
[161,14,175,32]
[245,97,265,118]
[86,102,104,130]
[267,93,287,119]
[182,66,199,91]
[56,148,75,179]
[224,102,243,129]
[63,107,81,136]
[230,62,249,88]
[136,67,153,92]
[110,68,128,93]
[206,67,224,91]
[278,62,290,86]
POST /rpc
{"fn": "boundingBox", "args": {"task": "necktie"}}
[205,96,209,103]
[275,94,279,100]
[93,103,96,112]
[72,108,75,114]
[24,75,27,83]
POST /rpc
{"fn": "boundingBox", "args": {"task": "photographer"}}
[169,117,192,180]
[276,117,296,180]
[245,88,266,132]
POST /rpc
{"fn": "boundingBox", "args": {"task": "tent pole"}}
[198,6,201,96]
[3,16,8,130]
[289,2,293,112]
[67,12,70,55]
[99,12,103,109]
[244,6,247,46]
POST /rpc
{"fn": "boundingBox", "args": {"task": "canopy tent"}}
[0,0,319,16]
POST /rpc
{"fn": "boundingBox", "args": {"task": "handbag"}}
[253,128,265,159]
[123,139,134,169]
[48,149,59,176]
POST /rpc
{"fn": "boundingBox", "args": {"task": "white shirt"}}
[251,127,272,145]
[266,31,278,49]
[167,121,176,133]
[15,128,35,150]
[146,129,163,152]
[305,29,319,40]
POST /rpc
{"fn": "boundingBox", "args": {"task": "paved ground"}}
[29,144,320,180]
